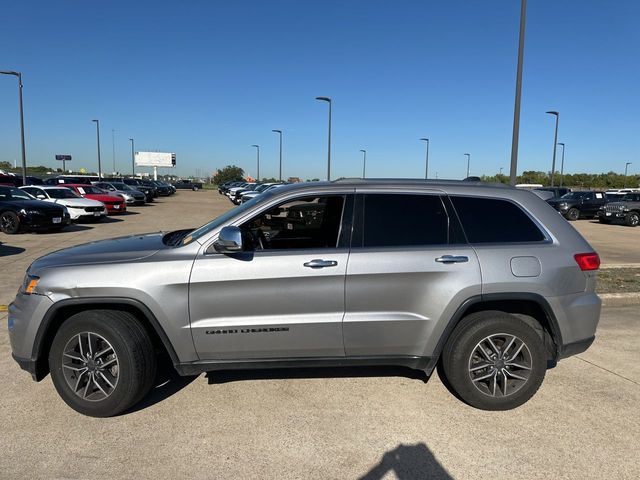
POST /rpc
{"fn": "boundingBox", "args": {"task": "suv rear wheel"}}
[625,211,639,227]
[49,310,156,417]
[565,208,580,221]
[439,311,546,411]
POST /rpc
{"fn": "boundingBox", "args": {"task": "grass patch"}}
[597,268,640,294]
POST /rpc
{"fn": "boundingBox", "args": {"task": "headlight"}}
[20,274,40,295]
[19,208,42,216]
[558,202,568,209]
[622,207,630,212]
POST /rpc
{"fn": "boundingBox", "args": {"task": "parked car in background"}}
[93,182,146,205]
[240,183,286,203]
[20,186,107,222]
[45,175,100,185]
[119,178,156,202]
[63,184,126,215]
[0,186,70,234]
[546,191,607,220]
[231,183,261,204]
[534,187,571,199]
[226,182,254,201]
[599,192,640,226]
[173,179,203,191]
[218,180,244,194]
[149,180,173,196]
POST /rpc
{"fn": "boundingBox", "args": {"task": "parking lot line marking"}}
[0,305,7,312]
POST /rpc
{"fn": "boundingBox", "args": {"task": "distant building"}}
[287,177,301,183]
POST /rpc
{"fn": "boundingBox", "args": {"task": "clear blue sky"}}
[1,0,638,180]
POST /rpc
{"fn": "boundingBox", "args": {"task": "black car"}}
[599,192,640,227]
[120,178,157,202]
[0,186,70,234]
[546,191,607,221]
[149,180,173,196]
[173,179,203,191]
[218,180,243,194]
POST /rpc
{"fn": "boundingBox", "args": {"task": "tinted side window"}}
[361,194,448,247]
[450,196,545,243]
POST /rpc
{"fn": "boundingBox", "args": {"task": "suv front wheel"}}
[439,311,546,411]
[48,310,156,417]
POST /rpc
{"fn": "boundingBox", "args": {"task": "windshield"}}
[111,182,133,191]
[0,186,34,201]
[46,188,80,199]
[76,185,105,195]
[560,192,587,200]
[180,195,265,246]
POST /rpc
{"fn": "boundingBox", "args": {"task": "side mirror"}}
[37,194,46,199]
[214,226,243,253]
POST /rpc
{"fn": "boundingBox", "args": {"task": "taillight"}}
[574,252,600,271]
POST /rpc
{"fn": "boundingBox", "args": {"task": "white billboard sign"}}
[135,151,175,167]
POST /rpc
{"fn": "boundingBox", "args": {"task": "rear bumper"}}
[11,353,40,381]
[558,336,595,359]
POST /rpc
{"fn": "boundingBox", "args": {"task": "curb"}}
[600,264,640,269]
[599,292,640,306]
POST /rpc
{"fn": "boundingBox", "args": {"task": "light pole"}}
[272,129,283,181]
[420,138,430,179]
[359,149,367,178]
[111,129,116,174]
[251,145,260,180]
[546,111,560,186]
[315,96,332,181]
[624,162,632,188]
[0,70,27,185]
[464,153,471,178]
[499,167,504,176]
[129,138,135,176]
[509,0,528,186]
[557,142,566,187]
[92,119,102,178]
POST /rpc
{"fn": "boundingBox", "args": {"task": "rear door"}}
[343,190,481,358]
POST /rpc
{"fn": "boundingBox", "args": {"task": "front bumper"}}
[8,293,55,381]
[21,212,70,230]
[600,210,629,222]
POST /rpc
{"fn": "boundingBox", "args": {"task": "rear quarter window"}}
[450,196,546,243]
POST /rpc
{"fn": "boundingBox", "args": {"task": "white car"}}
[20,186,107,221]
[240,183,286,203]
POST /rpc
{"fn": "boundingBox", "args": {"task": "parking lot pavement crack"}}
[575,355,640,387]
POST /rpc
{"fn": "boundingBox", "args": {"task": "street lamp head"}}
[251,144,259,148]
[557,142,565,147]
[546,110,559,116]
[272,129,282,134]
[0,70,20,76]
[419,138,429,142]
[92,119,99,123]
[315,96,331,103]
[359,149,366,153]
[464,153,470,157]
[129,138,133,141]
[626,162,632,166]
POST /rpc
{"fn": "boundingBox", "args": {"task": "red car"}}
[64,184,127,214]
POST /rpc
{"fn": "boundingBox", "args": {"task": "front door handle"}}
[435,255,469,264]
[304,259,338,268]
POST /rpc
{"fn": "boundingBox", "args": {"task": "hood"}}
[547,198,577,206]
[49,197,104,207]
[115,189,144,197]
[0,199,65,211]
[30,232,166,271]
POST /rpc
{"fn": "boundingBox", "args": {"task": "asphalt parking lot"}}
[1,191,639,479]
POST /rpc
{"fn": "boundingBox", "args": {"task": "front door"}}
[189,194,353,360]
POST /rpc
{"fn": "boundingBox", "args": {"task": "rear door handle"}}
[304,259,338,268]
[435,255,469,264]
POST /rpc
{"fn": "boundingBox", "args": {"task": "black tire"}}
[192,186,199,191]
[598,216,611,224]
[565,208,580,221]
[625,211,639,227]
[439,311,546,411]
[0,211,20,234]
[49,310,156,417]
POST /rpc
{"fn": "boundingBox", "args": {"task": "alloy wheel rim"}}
[468,333,532,397]
[61,332,119,402]
[1,214,16,230]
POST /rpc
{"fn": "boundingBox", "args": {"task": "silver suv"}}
[9,180,601,417]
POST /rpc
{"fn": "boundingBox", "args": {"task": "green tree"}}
[0,161,12,170]
[213,165,244,185]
